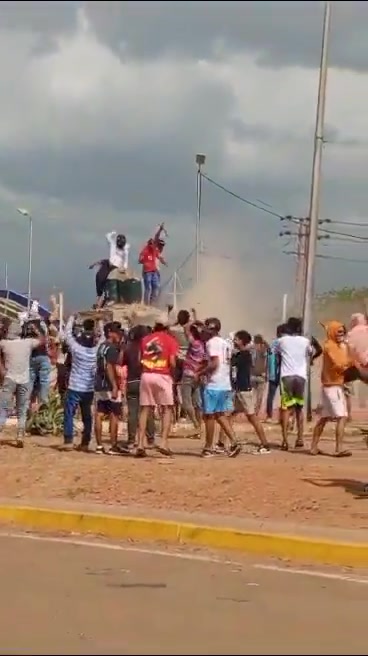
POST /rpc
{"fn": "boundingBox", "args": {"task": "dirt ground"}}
[1,419,368,530]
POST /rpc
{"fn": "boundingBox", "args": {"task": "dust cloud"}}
[181,255,284,340]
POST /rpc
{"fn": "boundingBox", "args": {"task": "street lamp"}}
[17,207,33,310]
[195,153,206,286]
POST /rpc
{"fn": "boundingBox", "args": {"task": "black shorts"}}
[96,399,122,416]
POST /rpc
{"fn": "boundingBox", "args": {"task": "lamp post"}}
[195,153,206,286]
[17,208,33,310]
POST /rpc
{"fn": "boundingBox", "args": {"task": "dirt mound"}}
[78,303,164,329]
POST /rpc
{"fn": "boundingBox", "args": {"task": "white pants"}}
[321,386,347,419]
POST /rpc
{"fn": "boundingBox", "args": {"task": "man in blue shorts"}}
[199,318,241,458]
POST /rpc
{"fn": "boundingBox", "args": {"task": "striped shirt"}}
[63,316,102,393]
[183,337,205,377]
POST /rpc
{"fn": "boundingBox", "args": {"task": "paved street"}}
[0,533,367,655]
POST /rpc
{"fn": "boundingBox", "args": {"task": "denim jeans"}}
[63,389,94,445]
[143,270,160,305]
[0,377,29,432]
[126,381,155,444]
[30,354,51,404]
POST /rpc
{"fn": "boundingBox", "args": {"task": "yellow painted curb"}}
[0,504,366,567]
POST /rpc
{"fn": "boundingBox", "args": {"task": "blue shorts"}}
[201,388,234,415]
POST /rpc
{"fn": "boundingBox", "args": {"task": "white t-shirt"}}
[276,335,312,380]
[0,338,40,384]
[206,335,232,391]
[106,231,130,269]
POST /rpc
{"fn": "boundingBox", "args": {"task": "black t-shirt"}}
[122,342,142,383]
[231,350,252,392]
[95,342,120,392]
[23,319,48,357]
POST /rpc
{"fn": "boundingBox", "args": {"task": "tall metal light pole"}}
[195,154,206,285]
[17,207,33,310]
[302,0,331,335]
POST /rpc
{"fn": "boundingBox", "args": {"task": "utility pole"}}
[300,219,309,313]
[195,154,206,286]
[291,217,309,315]
[173,270,177,312]
[4,262,8,292]
[294,219,305,314]
[302,0,331,335]
[168,269,184,313]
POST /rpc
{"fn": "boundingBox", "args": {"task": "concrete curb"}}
[0,504,367,567]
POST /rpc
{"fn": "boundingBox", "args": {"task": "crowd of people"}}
[0,299,367,457]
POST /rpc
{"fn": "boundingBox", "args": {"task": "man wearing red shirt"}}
[136,314,178,457]
[139,223,167,305]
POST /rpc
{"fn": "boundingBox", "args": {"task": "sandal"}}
[135,448,147,459]
[156,446,173,457]
[335,450,352,458]
[281,442,289,451]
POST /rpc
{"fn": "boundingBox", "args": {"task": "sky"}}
[1,1,368,309]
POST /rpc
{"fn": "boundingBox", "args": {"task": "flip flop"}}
[335,450,352,458]
[156,446,173,457]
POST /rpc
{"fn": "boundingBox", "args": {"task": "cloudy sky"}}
[1,0,368,309]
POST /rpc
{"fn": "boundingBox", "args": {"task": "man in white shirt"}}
[89,231,130,307]
[0,320,45,446]
[275,317,313,450]
[198,317,241,458]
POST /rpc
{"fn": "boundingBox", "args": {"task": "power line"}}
[161,246,195,292]
[202,173,368,242]
[324,219,368,227]
[318,227,368,241]
[325,236,368,244]
[201,173,284,220]
[284,250,368,263]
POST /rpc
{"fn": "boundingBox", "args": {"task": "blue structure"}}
[0,289,50,320]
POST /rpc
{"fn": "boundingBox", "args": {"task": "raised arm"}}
[106,231,117,244]
[63,314,77,350]
[88,259,102,270]
[153,221,167,241]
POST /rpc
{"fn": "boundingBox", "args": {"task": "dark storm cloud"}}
[1,0,368,304]
[3,1,368,72]
[0,61,234,218]
[84,1,368,72]
[0,1,77,34]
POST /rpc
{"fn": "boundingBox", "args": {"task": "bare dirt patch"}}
[1,422,368,530]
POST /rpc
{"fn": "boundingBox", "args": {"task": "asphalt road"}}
[0,533,367,655]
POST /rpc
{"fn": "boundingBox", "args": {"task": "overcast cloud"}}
[1,1,368,309]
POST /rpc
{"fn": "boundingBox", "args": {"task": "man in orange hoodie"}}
[311,321,354,457]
